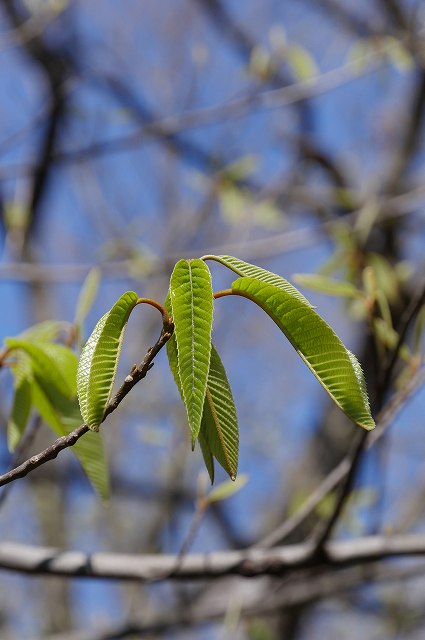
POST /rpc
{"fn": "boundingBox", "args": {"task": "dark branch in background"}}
[195,0,313,129]
[255,366,425,548]
[195,0,365,206]
[312,429,368,552]
[0,322,173,489]
[380,278,425,394]
[41,565,425,640]
[311,33,425,547]
[88,74,230,176]
[0,54,386,184]
[383,70,425,195]
[312,291,425,551]
[0,185,420,283]
[311,0,380,37]
[1,0,72,253]
[379,0,410,33]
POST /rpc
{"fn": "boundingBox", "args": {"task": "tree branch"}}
[0,323,174,489]
[1,534,425,581]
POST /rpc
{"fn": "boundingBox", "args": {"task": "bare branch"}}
[1,534,425,582]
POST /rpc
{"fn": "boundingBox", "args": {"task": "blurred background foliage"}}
[0,0,425,638]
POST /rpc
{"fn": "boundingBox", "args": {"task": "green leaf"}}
[18,320,68,343]
[8,354,33,451]
[208,474,248,503]
[199,344,239,481]
[165,313,217,480]
[198,428,215,483]
[293,274,362,299]
[77,291,139,431]
[4,339,78,401]
[167,334,239,483]
[232,277,375,430]
[205,255,312,306]
[32,381,109,499]
[169,259,213,444]
[74,267,101,328]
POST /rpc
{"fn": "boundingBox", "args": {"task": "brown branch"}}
[0,322,174,489]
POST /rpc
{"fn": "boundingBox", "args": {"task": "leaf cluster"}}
[3,255,375,497]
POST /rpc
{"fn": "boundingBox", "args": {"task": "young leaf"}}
[18,320,68,343]
[167,334,238,483]
[31,381,109,499]
[74,267,101,328]
[199,344,239,482]
[198,429,215,483]
[8,354,33,451]
[293,274,362,299]
[166,326,216,478]
[77,291,139,431]
[4,339,78,400]
[232,277,375,430]
[208,474,248,503]
[204,255,312,306]
[169,259,213,444]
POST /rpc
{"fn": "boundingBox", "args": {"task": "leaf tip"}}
[360,420,375,431]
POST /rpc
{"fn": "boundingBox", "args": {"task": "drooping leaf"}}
[232,277,375,430]
[204,255,312,306]
[8,353,33,451]
[169,259,213,444]
[74,267,101,328]
[293,274,362,299]
[166,332,238,483]
[165,311,216,479]
[198,428,215,483]
[31,381,109,499]
[199,344,239,481]
[77,291,139,431]
[4,339,78,400]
